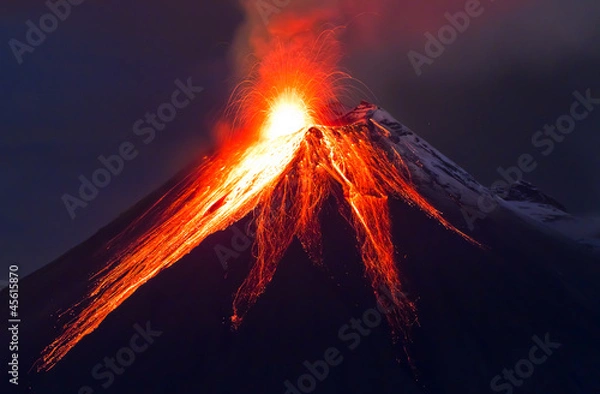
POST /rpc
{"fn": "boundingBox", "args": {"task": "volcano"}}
[6,102,600,394]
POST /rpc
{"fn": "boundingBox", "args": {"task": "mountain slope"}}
[358,102,599,255]
[4,103,600,394]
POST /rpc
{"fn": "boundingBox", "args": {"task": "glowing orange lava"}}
[36,36,478,372]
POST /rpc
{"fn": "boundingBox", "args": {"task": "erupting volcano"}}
[35,36,480,372]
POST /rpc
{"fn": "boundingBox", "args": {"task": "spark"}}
[35,34,478,372]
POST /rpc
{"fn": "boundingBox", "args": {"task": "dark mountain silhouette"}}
[4,103,600,394]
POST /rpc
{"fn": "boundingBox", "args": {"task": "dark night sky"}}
[2,0,599,276]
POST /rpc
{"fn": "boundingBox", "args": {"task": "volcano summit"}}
[6,102,600,394]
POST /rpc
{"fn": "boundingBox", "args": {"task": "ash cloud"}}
[229,0,600,215]
[231,0,600,78]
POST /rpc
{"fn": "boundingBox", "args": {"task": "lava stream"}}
[36,40,478,372]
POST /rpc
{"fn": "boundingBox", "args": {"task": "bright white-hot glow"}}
[36,36,482,373]
[263,89,312,139]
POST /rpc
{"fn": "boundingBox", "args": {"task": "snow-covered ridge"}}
[341,102,599,253]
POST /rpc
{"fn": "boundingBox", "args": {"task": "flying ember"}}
[36,36,478,372]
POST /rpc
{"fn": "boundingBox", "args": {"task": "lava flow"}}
[36,37,478,372]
